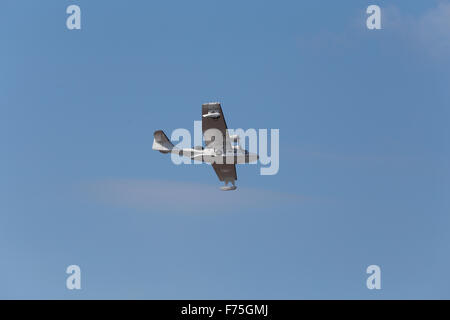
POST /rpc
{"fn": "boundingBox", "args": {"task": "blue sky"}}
[1,0,449,299]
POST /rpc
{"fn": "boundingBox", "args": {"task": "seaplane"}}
[152,102,259,190]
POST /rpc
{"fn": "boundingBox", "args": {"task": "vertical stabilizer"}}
[152,130,174,153]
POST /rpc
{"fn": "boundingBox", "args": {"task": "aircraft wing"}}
[202,102,232,152]
[212,163,237,182]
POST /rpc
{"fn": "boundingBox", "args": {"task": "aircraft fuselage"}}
[174,147,258,164]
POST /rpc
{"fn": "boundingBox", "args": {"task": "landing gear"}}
[220,179,237,191]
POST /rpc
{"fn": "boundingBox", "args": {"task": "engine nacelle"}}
[229,134,240,142]
[202,112,220,119]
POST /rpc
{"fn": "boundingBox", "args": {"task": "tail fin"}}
[152,130,174,154]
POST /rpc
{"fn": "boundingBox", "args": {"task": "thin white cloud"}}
[298,2,450,61]
[418,2,450,56]
[384,2,450,59]
[85,179,305,213]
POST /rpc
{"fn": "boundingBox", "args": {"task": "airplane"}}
[152,102,259,191]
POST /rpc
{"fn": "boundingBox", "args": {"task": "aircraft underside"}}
[152,102,259,190]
